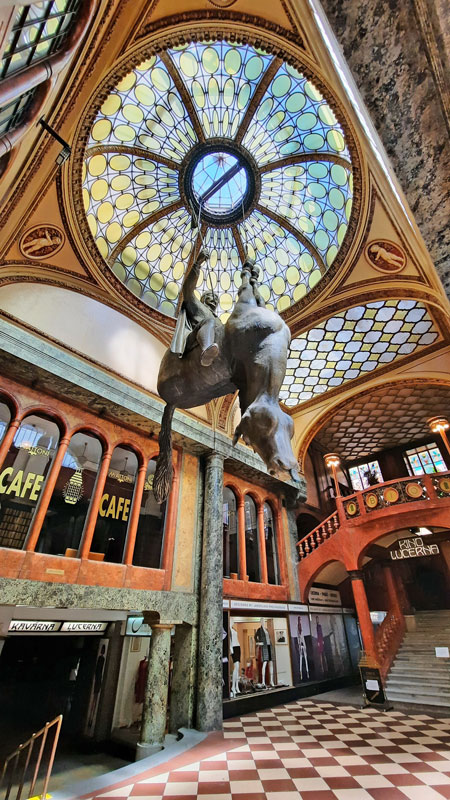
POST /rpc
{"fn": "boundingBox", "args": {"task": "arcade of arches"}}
[0,0,449,791]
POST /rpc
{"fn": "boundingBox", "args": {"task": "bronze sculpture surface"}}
[154,251,300,502]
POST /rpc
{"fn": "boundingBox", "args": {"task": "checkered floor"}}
[85,699,450,800]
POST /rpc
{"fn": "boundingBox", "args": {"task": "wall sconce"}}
[324,452,341,497]
[38,118,71,166]
[428,416,450,458]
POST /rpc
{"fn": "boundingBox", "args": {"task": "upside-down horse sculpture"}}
[153,248,300,503]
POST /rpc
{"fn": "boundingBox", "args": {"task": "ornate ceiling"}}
[314,383,450,459]
[280,300,440,406]
[81,40,354,321]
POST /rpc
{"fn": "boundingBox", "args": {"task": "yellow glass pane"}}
[96,237,108,258]
[82,188,90,212]
[135,232,151,249]
[147,243,162,262]
[111,175,131,191]
[106,222,122,243]
[135,261,149,280]
[97,201,114,223]
[115,193,134,210]
[220,293,233,311]
[135,84,155,107]
[122,246,136,266]
[91,119,112,142]
[272,276,285,295]
[88,155,107,177]
[165,281,179,300]
[117,72,136,92]
[91,179,108,201]
[123,210,140,227]
[110,155,131,171]
[150,273,164,291]
[277,295,290,312]
[173,261,184,280]
[293,283,307,302]
[160,253,173,272]
[115,124,135,142]
[101,94,121,116]
[123,104,144,124]
[87,214,97,236]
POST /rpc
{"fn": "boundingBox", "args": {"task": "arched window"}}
[133,458,166,569]
[223,487,238,578]
[35,431,103,556]
[1,1,82,80]
[0,414,60,549]
[244,495,260,583]
[264,502,280,585]
[90,445,138,563]
[0,401,11,444]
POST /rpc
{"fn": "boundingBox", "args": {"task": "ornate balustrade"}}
[296,511,339,561]
[374,609,406,680]
[296,470,450,561]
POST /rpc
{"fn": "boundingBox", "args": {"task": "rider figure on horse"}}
[170,248,220,367]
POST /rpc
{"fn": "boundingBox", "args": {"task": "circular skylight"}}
[82,40,354,321]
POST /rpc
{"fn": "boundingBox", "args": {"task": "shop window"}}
[1,1,81,80]
[0,414,60,549]
[244,495,260,583]
[35,431,103,556]
[264,502,280,585]
[223,487,238,578]
[0,401,11,443]
[90,446,138,563]
[349,460,383,491]
[132,458,166,569]
[404,443,447,476]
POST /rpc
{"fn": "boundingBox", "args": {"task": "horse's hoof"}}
[200,343,219,366]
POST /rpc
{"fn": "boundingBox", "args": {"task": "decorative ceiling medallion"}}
[365,239,406,274]
[365,492,378,508]
[207,0,238,7]
[19,224,64,260]
[80,38,354,322]
[438,476,450,494]
[345,499,358,516]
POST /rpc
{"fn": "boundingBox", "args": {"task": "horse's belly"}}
[157,349,235,408]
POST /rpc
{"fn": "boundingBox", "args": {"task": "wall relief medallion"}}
[19,225,64,260]
[207,0,238,7]
[365,239,406,274]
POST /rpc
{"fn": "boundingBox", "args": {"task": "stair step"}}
[385,683,450,699]
[387,678,450,690]
[386,691,450,707]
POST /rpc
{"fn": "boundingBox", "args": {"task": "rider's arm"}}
[181,249,208,302]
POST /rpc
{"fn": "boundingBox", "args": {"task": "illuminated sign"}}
[390,536,439,560]
[125,616,152,636]
[308,587,342,606]
[99,494,131,521]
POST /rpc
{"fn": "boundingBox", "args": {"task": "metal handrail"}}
[0,715,62,800]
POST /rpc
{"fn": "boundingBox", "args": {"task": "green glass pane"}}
[286,93,306,113]
[202,47,219,74]
[329,187,345,209]
[224,48,241,75]
[272,74,291,98]
[331,164,348,186]
[297,112,317,131]
[245,56,264,81]
[238,83,251,110]
[304,133,325,150]
[308,182,327,199]
[180,50,198,77]
[308,162,328,179]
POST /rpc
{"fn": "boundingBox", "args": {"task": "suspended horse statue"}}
[153,250,300,502]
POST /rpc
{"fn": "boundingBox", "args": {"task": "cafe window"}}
[0,401,11,443]
[132,458,166,569]
[90,445,138,563]
[264,502,280,585]
[0,414,60,549]
[244,495,260,583]
[35,431,103,556]
[223,486,238,578]
[404,443,447,476]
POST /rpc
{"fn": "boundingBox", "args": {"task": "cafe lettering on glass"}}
[390,536,440,560]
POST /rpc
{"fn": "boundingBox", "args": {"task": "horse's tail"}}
[153,403,175,503]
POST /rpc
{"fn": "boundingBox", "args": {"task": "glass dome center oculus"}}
[186,146,254,225]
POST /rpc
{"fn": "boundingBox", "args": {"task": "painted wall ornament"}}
[20,224,64,260]
[365,240,406,274]
[154,250,300,502]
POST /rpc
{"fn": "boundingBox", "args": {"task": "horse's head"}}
[233,400,299,482]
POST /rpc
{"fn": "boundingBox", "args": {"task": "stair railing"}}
[0,715,62,800]
[296,510,340,560]
[375,611,406,680]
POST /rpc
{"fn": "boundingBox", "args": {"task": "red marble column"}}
[78,448,112,559]
[0,417,20,468]
[25,435,71,552]
[349,570,376,659]
[123,461,147,565]
[257,501,268,584]
[237,497,247,580]
[162,451,182,590]
[383,564,404,618]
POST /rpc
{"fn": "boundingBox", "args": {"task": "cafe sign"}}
[390,536,439,560]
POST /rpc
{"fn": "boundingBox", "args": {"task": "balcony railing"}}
[374,610,406,679]
[296,470,450,561]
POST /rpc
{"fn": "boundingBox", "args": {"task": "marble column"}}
[169,623,196,733]
[196,452,224,732]
[137,623,173,756]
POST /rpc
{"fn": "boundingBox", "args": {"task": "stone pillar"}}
[169,623,195,733]
[349,570,376,659]
[196,452,224,732]
[285,507,301,601]
[137,623,173,757]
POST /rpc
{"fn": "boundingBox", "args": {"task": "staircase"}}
[386,610,450,707]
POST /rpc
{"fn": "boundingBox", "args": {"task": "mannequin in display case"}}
[230,623,241,697]
[255,618,275,688]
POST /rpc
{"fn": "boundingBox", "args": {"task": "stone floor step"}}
[386,691,450,707]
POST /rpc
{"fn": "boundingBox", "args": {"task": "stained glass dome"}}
[82,40,354,321]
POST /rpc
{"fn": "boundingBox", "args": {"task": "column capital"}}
[205,451,224,468]
[150,623,175,632]
[348,569,364,581]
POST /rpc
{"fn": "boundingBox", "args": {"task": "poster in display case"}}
[289,613,314,684]
[309,612,351,680]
